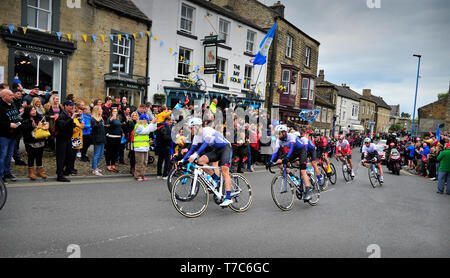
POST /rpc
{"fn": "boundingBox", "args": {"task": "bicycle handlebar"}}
[266,158,301,174]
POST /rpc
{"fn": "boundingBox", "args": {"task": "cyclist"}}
[314,133,332,175]
[335,135,355,177]
[267,125,314,201]
[300,130,323,184]
[181,117,234,207]
[360,137,384,183]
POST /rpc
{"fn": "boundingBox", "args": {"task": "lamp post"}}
[410,54,421,138]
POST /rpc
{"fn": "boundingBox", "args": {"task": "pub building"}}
[0,0,151,107]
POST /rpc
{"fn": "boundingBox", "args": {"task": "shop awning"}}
[350,124,365,131]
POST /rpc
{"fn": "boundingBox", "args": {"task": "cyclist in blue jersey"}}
[268,125,314,201]
[299,130,323,184]
[180,117,234,206]
[360,137,384,183]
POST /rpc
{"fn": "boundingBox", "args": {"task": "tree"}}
[401,112,411,119]
[389,124,402,132]
[438,92,449,101]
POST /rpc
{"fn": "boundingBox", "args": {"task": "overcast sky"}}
[260,0,450,115]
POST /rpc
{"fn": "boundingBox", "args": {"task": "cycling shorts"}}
[290,147,307,170]
[204,144,233,167]
[364,152,380,163]
[307,147,318,161]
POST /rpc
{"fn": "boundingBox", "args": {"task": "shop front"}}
[1,27,75,99]
[105,72,149,108]
[165,87,206,109]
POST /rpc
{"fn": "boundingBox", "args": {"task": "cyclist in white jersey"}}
[360,137,384,183]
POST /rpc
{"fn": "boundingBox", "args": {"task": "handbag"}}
[34,118,51,140]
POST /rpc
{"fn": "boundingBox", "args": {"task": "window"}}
[112,35,131,74]
[352,104,358,117]
[286,34,293,58]
[216,58,227,85]
[301,78,309,99]
[246,30,256,53]
[180,4,194,33]
[327,109,333,123]
[14,51,62,94]
[27,0,52,31]
[305,46,311,67]
[219,19,230,44]
[321,107,327,123]
[178,47,192,76]
[309,79,314,100]
[281,70,290,95]
[244,65,253,89]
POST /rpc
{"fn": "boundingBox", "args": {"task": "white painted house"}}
[132,0,267,109]
[335,84,363,133]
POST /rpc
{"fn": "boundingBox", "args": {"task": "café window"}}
[215,58,227,85]
[281,70,290,95]
[178,47,192,76]
[13,51,62,93]
[26,0,52,32]
[244,65,253,89]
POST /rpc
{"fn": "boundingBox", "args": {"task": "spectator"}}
[126,112,139,176]
[105,107,122,173]
[436,143,450,195]
[21,106,47,180]
[11,90,27,166]
[0,89,21,184]
[120,97,130,118]
[209,98,218,114]
[90,106,106,176]
[406,141,415,170]
[22,85,42,106]
[80,106,92,162]
[102,97,113,121]
[156,116,172,179]
[66,94,76,103]
[44,94,63,153]
[54,100,76,182]
[133,114,157,181]
[32,97,45,118]
[137,103,147,117]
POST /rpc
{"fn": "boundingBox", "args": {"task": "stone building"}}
[360,89,377,134]
[0,0,151,106]
[418,93,450,136]
[312,93,335,137]
[209,0,320,125]
[372,95,392,134]
[315,69,338,136]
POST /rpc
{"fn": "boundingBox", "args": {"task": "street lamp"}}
[410,54,421,138]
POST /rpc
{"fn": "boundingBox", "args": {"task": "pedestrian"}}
[66,110,84,176]
[436,143,450,195]
[31,97,45,118]
[21,106,48,180]
[44,94,63,153]
[80,106,92,162]
[0,89,21,184]
[125,112,139,176]
[54,100,77,182]
[133,114,157,181]
[156,116,172,179]
[90,106,106,176]
[104,107,122,173]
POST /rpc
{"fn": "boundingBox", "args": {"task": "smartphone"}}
[15,122,22,127]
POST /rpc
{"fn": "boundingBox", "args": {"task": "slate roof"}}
[186,0,268,33]
[93,0,152,25]
[371,95,391,110]
[389,105,399,117]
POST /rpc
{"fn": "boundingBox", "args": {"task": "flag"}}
[436,125,440,140]
[251,21,277,65]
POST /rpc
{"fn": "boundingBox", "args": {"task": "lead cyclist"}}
[360,137,384,183]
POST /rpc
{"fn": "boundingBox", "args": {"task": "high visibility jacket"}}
[133,123,150,149]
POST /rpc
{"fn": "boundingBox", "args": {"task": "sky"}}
[259,0,450,115]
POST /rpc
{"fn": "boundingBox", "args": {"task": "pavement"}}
[1,150,449,258]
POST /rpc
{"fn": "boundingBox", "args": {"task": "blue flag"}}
[251,21,277,65]
[436,125,440,140]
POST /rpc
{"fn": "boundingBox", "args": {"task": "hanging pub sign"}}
[203,35,223,74]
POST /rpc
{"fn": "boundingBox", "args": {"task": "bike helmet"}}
[275,125,288,132]
[338,135,345,140]
[187,117,202,127]
[364,138,371,144]
[389,142,395,147]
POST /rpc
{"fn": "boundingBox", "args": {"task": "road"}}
[1,153,449,258]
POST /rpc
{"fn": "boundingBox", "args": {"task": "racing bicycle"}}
[267,160,320,211]
[364,157,383,188]
[180,70,207,91]
[170,163,253,218]
[337,154,354,182]
[0,178,7,210]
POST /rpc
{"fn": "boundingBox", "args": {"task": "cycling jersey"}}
[336,139,351,155]
[361,143,380,161]
[271,133,305,162]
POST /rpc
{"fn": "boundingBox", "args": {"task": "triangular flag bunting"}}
[101,35,105,42]
[140,32,144,38]
[67,33,72,40]
[56,32,62,40]
[133,33,136,40]
[92,34,97,42]
[110,34,114,41]
[8,25,14,34]
[118,34,122,41]
[22,27,27,35]
[82,34,87,42]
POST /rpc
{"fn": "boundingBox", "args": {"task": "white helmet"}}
[293,132,301,137]
[275,125,288,132]
[187,117,202,127]
[364,138,371,144]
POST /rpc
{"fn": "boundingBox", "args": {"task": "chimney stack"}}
[318,70,324,82]
[270,1,285,18]
[363,89,372,98]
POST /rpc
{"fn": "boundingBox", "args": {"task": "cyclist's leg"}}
[299,148,310,188]
[198,155,213,175]
[310,150,320,176]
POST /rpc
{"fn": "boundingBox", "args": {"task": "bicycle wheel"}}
[228,173,253,213]
[368,165,380,188]
[328,163,337,185]
[342,163,351,182]
[318,167,328,191]
[171,174,209,218]
[167,167,183,193]
[270,174,295,211]
[307,173,320,206]
[197,79,207,91]
[0,180,7,210]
